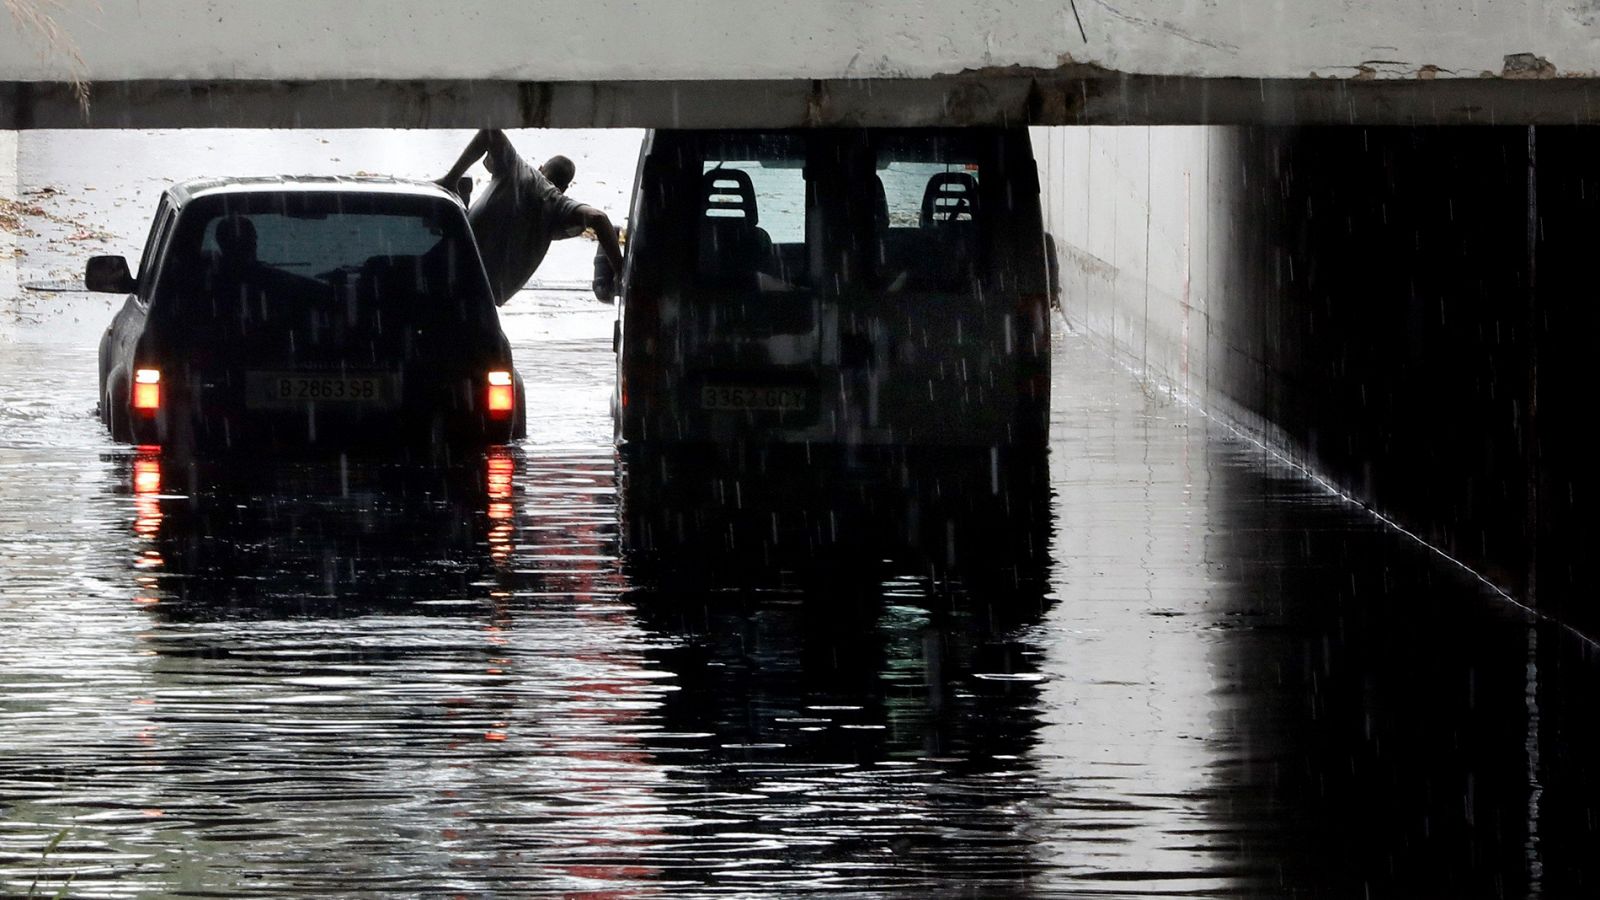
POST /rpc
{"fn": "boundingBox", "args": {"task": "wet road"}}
[4,294,1599,898]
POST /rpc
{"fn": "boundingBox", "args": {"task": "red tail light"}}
[486,370,514,417]
[132,368,161,414]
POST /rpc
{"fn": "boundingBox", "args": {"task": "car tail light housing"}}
[486,370,514,418]
[132,368,161,414]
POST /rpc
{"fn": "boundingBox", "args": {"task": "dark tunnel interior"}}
[1184,126,1600,638]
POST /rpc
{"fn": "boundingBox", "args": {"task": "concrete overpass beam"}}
[13,77,1600,129]
[8,2,1600,127]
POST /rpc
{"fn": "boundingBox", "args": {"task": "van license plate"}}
[247,373,398,409]
[701,385,809,412]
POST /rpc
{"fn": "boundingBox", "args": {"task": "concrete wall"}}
[4,1,1600,82]
[1036,123,1600,635]
[1035,127,1221,403]
[0,130,16,312]
[0,131,14,192]
[9,3,1600,128]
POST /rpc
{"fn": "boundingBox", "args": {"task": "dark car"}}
[92,176,526,456]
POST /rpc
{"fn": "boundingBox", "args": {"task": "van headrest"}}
[703,167,759,226]
[919,172,979,227]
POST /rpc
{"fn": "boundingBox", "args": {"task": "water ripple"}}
[3,325,1598,897]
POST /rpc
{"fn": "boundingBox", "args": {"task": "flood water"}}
[5,133,1600,898]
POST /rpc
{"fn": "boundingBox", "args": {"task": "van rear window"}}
[696,142,809,293]
[648,131,1009,298]
[871,140,985,292]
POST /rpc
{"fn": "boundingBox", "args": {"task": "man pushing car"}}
[437,129,624,306]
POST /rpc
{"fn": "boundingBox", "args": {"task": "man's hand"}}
[576,205,625,287]
[432,176,474,205]
[436,130,498,193]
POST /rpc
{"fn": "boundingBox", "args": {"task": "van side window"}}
[696,149,808,293]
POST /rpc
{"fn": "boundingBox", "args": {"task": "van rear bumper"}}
[617,441,1050,588]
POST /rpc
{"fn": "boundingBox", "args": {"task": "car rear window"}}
[153,191,495,324]
[198,205,448,281]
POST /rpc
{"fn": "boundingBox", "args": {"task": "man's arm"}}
[436,129,514,189]
[575,204,624,282]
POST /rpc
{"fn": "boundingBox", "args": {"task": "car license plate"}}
[701,385,809,412]
[246,372,398,409]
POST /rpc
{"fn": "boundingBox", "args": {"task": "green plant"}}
[24,827,75,900]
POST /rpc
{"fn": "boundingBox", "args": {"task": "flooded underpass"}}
[2,317,1597,897]
[3,132,1600,898]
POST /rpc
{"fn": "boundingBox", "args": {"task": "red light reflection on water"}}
[447,453,664,892]
[487,448,514,500]
[129,450,165,595]
[133,452,161,493]
[486,448,517,564]
[132,451,163,540]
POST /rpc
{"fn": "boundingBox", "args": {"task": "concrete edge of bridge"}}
[7,72,1600,129]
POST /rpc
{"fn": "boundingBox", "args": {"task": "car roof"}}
[166,175,460,208]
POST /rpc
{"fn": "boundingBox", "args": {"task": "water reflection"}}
[55,441,1063,896]
[620,586,1058,893]
[607,441,1061,893]
[54,445,683,897]
[108,448,516,617]
[9,331,1600,897]
[485,447,516,564]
